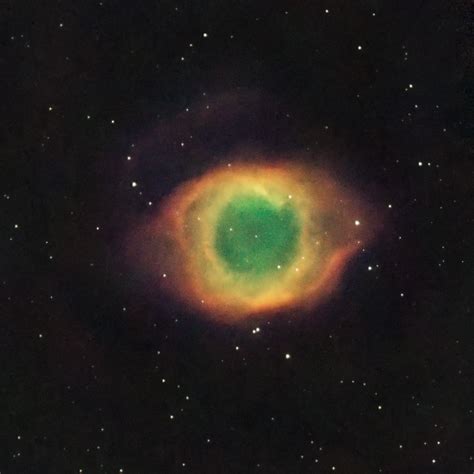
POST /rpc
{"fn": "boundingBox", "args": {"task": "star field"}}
[1,1,472,473]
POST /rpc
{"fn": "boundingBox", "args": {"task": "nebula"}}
[127,158,378,323]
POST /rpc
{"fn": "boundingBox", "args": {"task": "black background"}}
[2,0,473,473]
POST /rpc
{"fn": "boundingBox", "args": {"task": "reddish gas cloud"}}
[126,154,381,324]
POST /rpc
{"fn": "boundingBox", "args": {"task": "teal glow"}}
[215,195,300,276]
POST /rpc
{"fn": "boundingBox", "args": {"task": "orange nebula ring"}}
[128,159,378,323]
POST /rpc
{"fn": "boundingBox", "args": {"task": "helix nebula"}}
[127,158,378,323]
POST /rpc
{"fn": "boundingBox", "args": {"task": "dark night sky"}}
[2,0,473,473]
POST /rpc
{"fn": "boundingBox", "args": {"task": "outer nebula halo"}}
[128,159,378,323]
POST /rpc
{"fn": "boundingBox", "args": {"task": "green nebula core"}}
[215,195,301,276]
